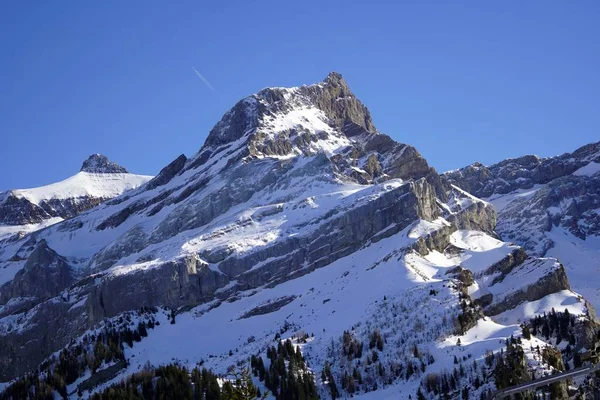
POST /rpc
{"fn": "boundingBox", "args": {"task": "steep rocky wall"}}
[483,248,529,280]
[449,201,496,234]
[233,179,438,287]
[0,294,91,381]
[485,265,571,316]
[0,240,73,307]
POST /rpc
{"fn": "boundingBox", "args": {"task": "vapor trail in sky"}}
[192,67,216,92]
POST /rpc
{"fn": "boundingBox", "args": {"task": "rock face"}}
[485,261,571,316]
[202,72,376,151]
[0,72,595,393]
[0,240,73,307]
[0,73,451,379]
[443,142,600,251]
[80,154,128,174]
[0,195,53,226]
[144,154,187,191]
[444,142,600,310]
[489,173,600,255]
[443,142,600,199]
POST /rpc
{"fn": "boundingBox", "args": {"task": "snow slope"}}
[64,226,589,399]
[485,188,600,311]
[545,228,600,312]
[8,172,151,205]
[445,141,600,311]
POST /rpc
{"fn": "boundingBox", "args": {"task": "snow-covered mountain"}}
[0,154,152,242]
[0,73,598,399]
[444,142,600,310]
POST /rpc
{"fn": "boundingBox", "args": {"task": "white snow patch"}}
[573,162,600,177]
[9,172,152,205]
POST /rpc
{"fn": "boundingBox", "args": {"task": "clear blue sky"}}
[1,1,599,191]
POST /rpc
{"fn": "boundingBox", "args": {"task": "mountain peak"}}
[200,72,376,153]
[80,154,128,174]
[322,71,346,86]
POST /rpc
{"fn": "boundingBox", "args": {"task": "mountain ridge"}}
[444,140,600,312]
[0,73,598,399]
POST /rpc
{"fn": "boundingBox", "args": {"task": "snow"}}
[1,78,593,399]
[69,220,568,399]
[444,185,487,213]
[263,107,331,137]
[0,217,63,241]
[408,218,450,239]
[0,203,574,399]
[66,369,92,396]
[438,318,557,382]
[9,172,152,205]
[546,227,600,310]
[573,161,600,177]
[485,185,543,213]
[450,185,490,206]
[440,318,519,350]
[486,258,561,304]
[257,106,351,157]
[93,226,428,390]
[482,164,600,312]
[493,290,587,325]
[0,260,26,286]
[105,177,405,279]
[449,230,518,275]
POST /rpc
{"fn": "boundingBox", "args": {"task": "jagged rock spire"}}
[80,154,128,174]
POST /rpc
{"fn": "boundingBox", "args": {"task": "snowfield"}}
[484,186,600,311]
[8,172,152,205]
[573,161,600,177]
[71,226,589,399]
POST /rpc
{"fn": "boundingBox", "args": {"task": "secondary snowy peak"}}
[80,153,128,173]
[0,155,152,231]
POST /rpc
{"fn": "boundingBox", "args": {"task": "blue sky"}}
[1,1,598,191]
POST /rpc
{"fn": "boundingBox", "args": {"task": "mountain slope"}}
[444,142,600,309]
[0,74,598,399]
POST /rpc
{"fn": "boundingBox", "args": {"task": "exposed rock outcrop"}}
[443,142,600,254]
[443,142,600,198]
[145,154,187,190]
[0,240,73,307]
[486,264,571,316]
[80,154,128,174]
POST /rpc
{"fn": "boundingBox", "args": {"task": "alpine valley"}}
[1,73,598,399]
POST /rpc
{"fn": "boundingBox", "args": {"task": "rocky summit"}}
[0,74,599,399]
[80,154,129,174]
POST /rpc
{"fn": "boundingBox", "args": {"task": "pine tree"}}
[138,321,148,337]
[522,325,531,340]
[229,365,267,400]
